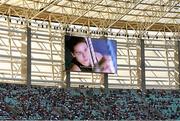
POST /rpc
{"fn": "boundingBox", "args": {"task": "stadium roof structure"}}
[0,0,179,32]
[0,0,180,89]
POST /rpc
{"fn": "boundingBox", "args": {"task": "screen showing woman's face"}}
[72,42,91,66]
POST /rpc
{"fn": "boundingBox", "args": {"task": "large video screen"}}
[65,35,117,74]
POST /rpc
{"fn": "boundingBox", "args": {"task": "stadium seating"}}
[0,83,179,120]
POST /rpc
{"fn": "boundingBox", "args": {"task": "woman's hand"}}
[98,55,114,73]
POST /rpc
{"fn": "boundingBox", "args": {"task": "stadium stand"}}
[0,83,179,120]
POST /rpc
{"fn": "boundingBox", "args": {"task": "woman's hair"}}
[67,36,87,52]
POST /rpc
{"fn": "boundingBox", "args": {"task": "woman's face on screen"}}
[72,42,91,66]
